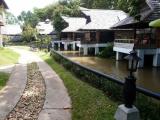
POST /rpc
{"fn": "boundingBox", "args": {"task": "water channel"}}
[60,51,160,94]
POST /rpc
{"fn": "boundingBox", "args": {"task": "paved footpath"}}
[0,47,72,120]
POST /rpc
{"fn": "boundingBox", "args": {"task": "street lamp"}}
[114,50,141,120]
[123,50,141,108]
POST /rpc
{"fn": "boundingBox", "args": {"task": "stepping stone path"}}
[5,63,45,120]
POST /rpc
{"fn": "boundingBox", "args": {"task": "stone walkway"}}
[0,47,72,120]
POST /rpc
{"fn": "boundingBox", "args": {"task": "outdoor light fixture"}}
[123,50,141,108]
[115,50,141,120]
[125,50,141,77]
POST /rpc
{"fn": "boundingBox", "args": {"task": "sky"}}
[5,0,59,16]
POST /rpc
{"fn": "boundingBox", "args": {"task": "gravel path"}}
[5,63,46,120]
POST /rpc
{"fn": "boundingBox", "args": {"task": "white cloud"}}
[5,0,58,16]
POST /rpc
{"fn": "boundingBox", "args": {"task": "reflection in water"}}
[61,51,160,93]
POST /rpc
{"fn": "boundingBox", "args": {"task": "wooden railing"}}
[114,39,157,49]
[115,39,134,43]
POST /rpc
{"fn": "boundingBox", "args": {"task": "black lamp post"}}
[124,50,141,108]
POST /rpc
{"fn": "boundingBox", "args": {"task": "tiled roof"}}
[79,8,128,30]
[62,16,86,32]
[112,17,136,28]
[1,24,22,35]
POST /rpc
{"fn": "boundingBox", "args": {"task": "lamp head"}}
[125,50,141,73]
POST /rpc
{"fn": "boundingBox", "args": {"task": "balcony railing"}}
[115,39,134,43]
[114,38,157,49]
[114,42,134,49]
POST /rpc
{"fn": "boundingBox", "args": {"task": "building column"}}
[96,31,100,43]
[64,43,68,51]
[0,39,2,47]
[0,27,2,47]
[79,47,82,53]
[58,42,60,48]
[83,47,88,55]
[137,50,144,68]
[73,42,76,51]
[95,47,99,55]
[116,52,123,61]
[153,51,160,67]
[52,42,55,49]
[73,32,75,41]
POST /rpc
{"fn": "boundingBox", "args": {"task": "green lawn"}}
[0,48,19,66]
[40,53,118,120]
[0,72,9,90]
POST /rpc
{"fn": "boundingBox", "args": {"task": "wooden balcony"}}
[81,38,108,44]
[114,42,134,49]
[114,38,157,49]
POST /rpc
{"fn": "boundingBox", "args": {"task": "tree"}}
[116,0,144,16]
[18,11,39,27]
[33,0,80,36]
[21,24,38,42]
[5,12,19,24]
[80,0,118,9]
[52,0,80,34]
[34,8,48,21]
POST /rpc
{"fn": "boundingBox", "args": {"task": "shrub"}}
[98,44,115,58]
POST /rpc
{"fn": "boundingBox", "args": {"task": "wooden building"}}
[77,7,128,55]
[58,16,86,51]
[112,0,160,67]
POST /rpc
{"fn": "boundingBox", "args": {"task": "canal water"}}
[60,51,160,94]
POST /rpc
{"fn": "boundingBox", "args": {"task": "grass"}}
[0,48,19,66]
[0,72,10,90]
[40,52,118,120]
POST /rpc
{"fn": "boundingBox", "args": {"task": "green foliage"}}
[127,0,142,17]
[18,11,39,27]
[81,0,117,9]
[21,24,38,42]
[33,35,52,51]
[5,11,19,24]
[80,0,143,17]
[3,35,11,43]
[98,44,115,58]
[116,0,144,17]
[0,72,9,90]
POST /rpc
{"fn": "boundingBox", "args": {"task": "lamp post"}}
[114,50,141,120]
[124,50,141,108]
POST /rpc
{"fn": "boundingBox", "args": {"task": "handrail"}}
[51,49,160,100]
